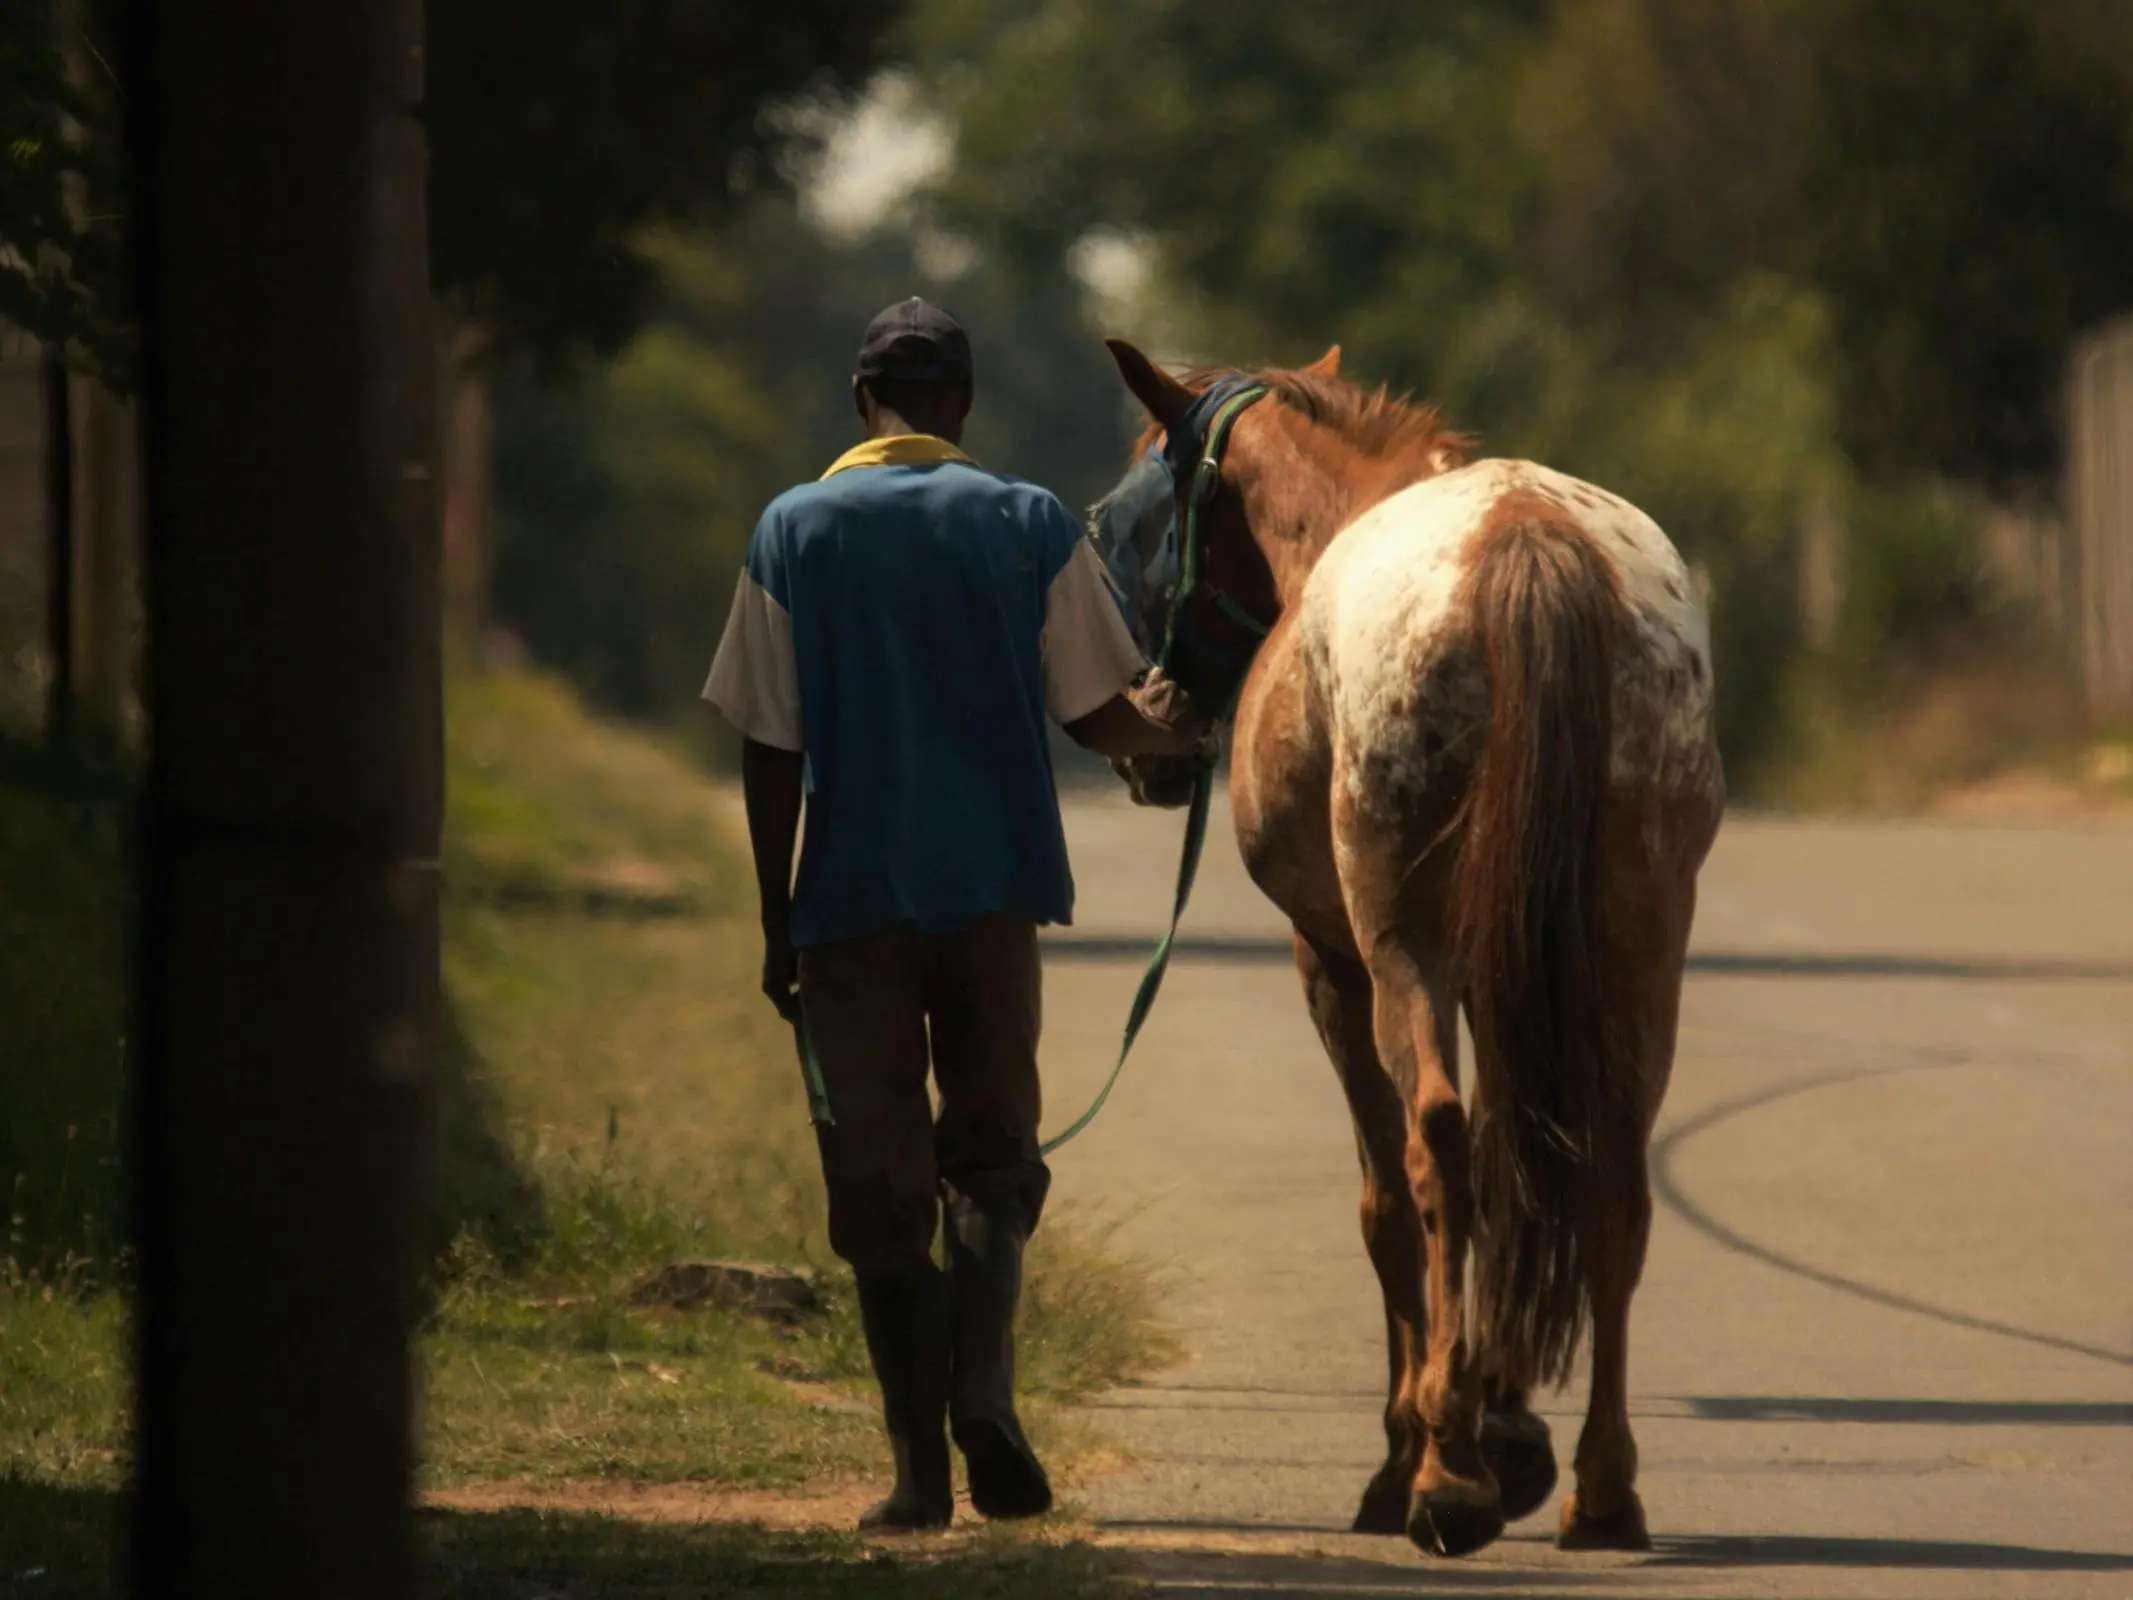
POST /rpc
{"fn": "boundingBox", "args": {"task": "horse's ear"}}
[1104,337,1193,428]
[1304,344,1341,379]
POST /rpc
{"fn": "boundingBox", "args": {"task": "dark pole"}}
[42,346,72,753]
[122,0,438,1595]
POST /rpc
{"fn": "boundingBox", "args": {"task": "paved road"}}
[1038,788,2133,1600]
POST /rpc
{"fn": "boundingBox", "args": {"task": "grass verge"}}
[1,670,1168,1587]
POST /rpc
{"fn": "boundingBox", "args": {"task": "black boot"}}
[853,1267,954,1532]
[945,1189,1053,1519]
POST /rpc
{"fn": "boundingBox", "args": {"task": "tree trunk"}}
[69,374,138,741]
[439,314,491,654]
[122,1,437,1596]
[41,347,71,749]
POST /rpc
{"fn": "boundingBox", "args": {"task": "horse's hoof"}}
[1479,1409,1556,1522]
[1557,1490,1651,1552]
[1406,1488,1505,1558]
[1351,1466,1411,1535]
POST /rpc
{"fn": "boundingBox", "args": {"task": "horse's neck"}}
[1243,430,1427,607]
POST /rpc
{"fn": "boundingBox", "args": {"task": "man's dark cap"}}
[855,297,973,385]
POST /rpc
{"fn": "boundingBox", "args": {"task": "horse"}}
[1090,338,1725,1558]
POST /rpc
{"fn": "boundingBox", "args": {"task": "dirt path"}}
[1039,791,2133,1599]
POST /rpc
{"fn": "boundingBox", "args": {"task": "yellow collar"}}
[820,434,976,479]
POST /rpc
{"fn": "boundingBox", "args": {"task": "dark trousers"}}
[798,915,1051,1277]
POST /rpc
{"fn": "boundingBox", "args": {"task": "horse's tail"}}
[1452,514,1629,1390]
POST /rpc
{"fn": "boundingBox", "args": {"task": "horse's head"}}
[1092,340,1344,666]
[1086,338,1469,807]
[1085,338,1340,807]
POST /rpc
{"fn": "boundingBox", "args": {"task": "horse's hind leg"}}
[1479,1379,1557,1523]
[1557,1145,1654,1551]
[1294,931,1423,1534]
[1472,1285,1557,1522]
[1560,853,1697,1552]
[1366,945,1502,1557]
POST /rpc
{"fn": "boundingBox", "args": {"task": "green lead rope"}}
[1037,383,1267,1155]
[790,761,1212,1148]
[1038,760,1213,1156]
[794,1019,835,1126]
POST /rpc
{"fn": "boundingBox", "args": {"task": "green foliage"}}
[914,0,1545,390]
[490,199,1131,729]
[876,0,2133,777]
[1799,0,2133,484]
[0,0,127,378]
[1516,0,1811,367]
[429,0,903,365]
[1833,487,1987,664]
[1569,281,1845,768]
[1,2,904,369]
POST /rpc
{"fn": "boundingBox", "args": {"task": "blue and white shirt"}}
[704,438,1146,948]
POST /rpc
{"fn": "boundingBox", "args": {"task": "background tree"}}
[0,0,126,377]
[1798,0,2133,487]
[427,0,902,368]
[489,196,1128,735]
[1517,0,1810,369]
[911,0,1546,395]
[425,0,906,641]
[887,0,2133,782]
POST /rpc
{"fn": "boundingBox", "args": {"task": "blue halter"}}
[1041,375,1272,1160]
[1087,374,1272,712]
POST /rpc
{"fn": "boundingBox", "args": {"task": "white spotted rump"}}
[1298,459,1719,806]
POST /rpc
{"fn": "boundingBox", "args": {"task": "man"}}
[703,298,1205,1531]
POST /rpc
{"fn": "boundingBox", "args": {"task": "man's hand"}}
[761,923,801,1024]
[740,738,807,1023]
[1064,668,1212,759]
[1129,668,1209,746]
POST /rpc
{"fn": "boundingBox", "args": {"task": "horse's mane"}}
[1135,363,1473,477]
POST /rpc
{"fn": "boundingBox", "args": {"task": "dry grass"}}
[421,672,1173,1498]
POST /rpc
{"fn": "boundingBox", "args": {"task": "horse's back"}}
[1300,458,1719,807]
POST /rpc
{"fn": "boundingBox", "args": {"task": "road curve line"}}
[1651,1065,2133,1369]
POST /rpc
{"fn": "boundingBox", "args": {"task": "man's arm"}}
[703,520,808,1022]
[1043,533,1211,759]
[1063,671,1210,760]
[741,738,805,1021]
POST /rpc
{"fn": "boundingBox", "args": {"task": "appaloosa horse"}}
[1092,339,1724,1558]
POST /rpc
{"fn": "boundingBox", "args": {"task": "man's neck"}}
[869,408,960,445]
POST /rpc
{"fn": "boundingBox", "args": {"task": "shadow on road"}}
[1042,933,2133,983]
[1652,1065,2133,1370]
[1651,1532,2133,1572]
[1109,1526,2133,1599]
[1120,1543,1613,1594]
[1687,1396,2133,1427]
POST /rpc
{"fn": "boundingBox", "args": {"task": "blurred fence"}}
[2069,317,2133,721]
